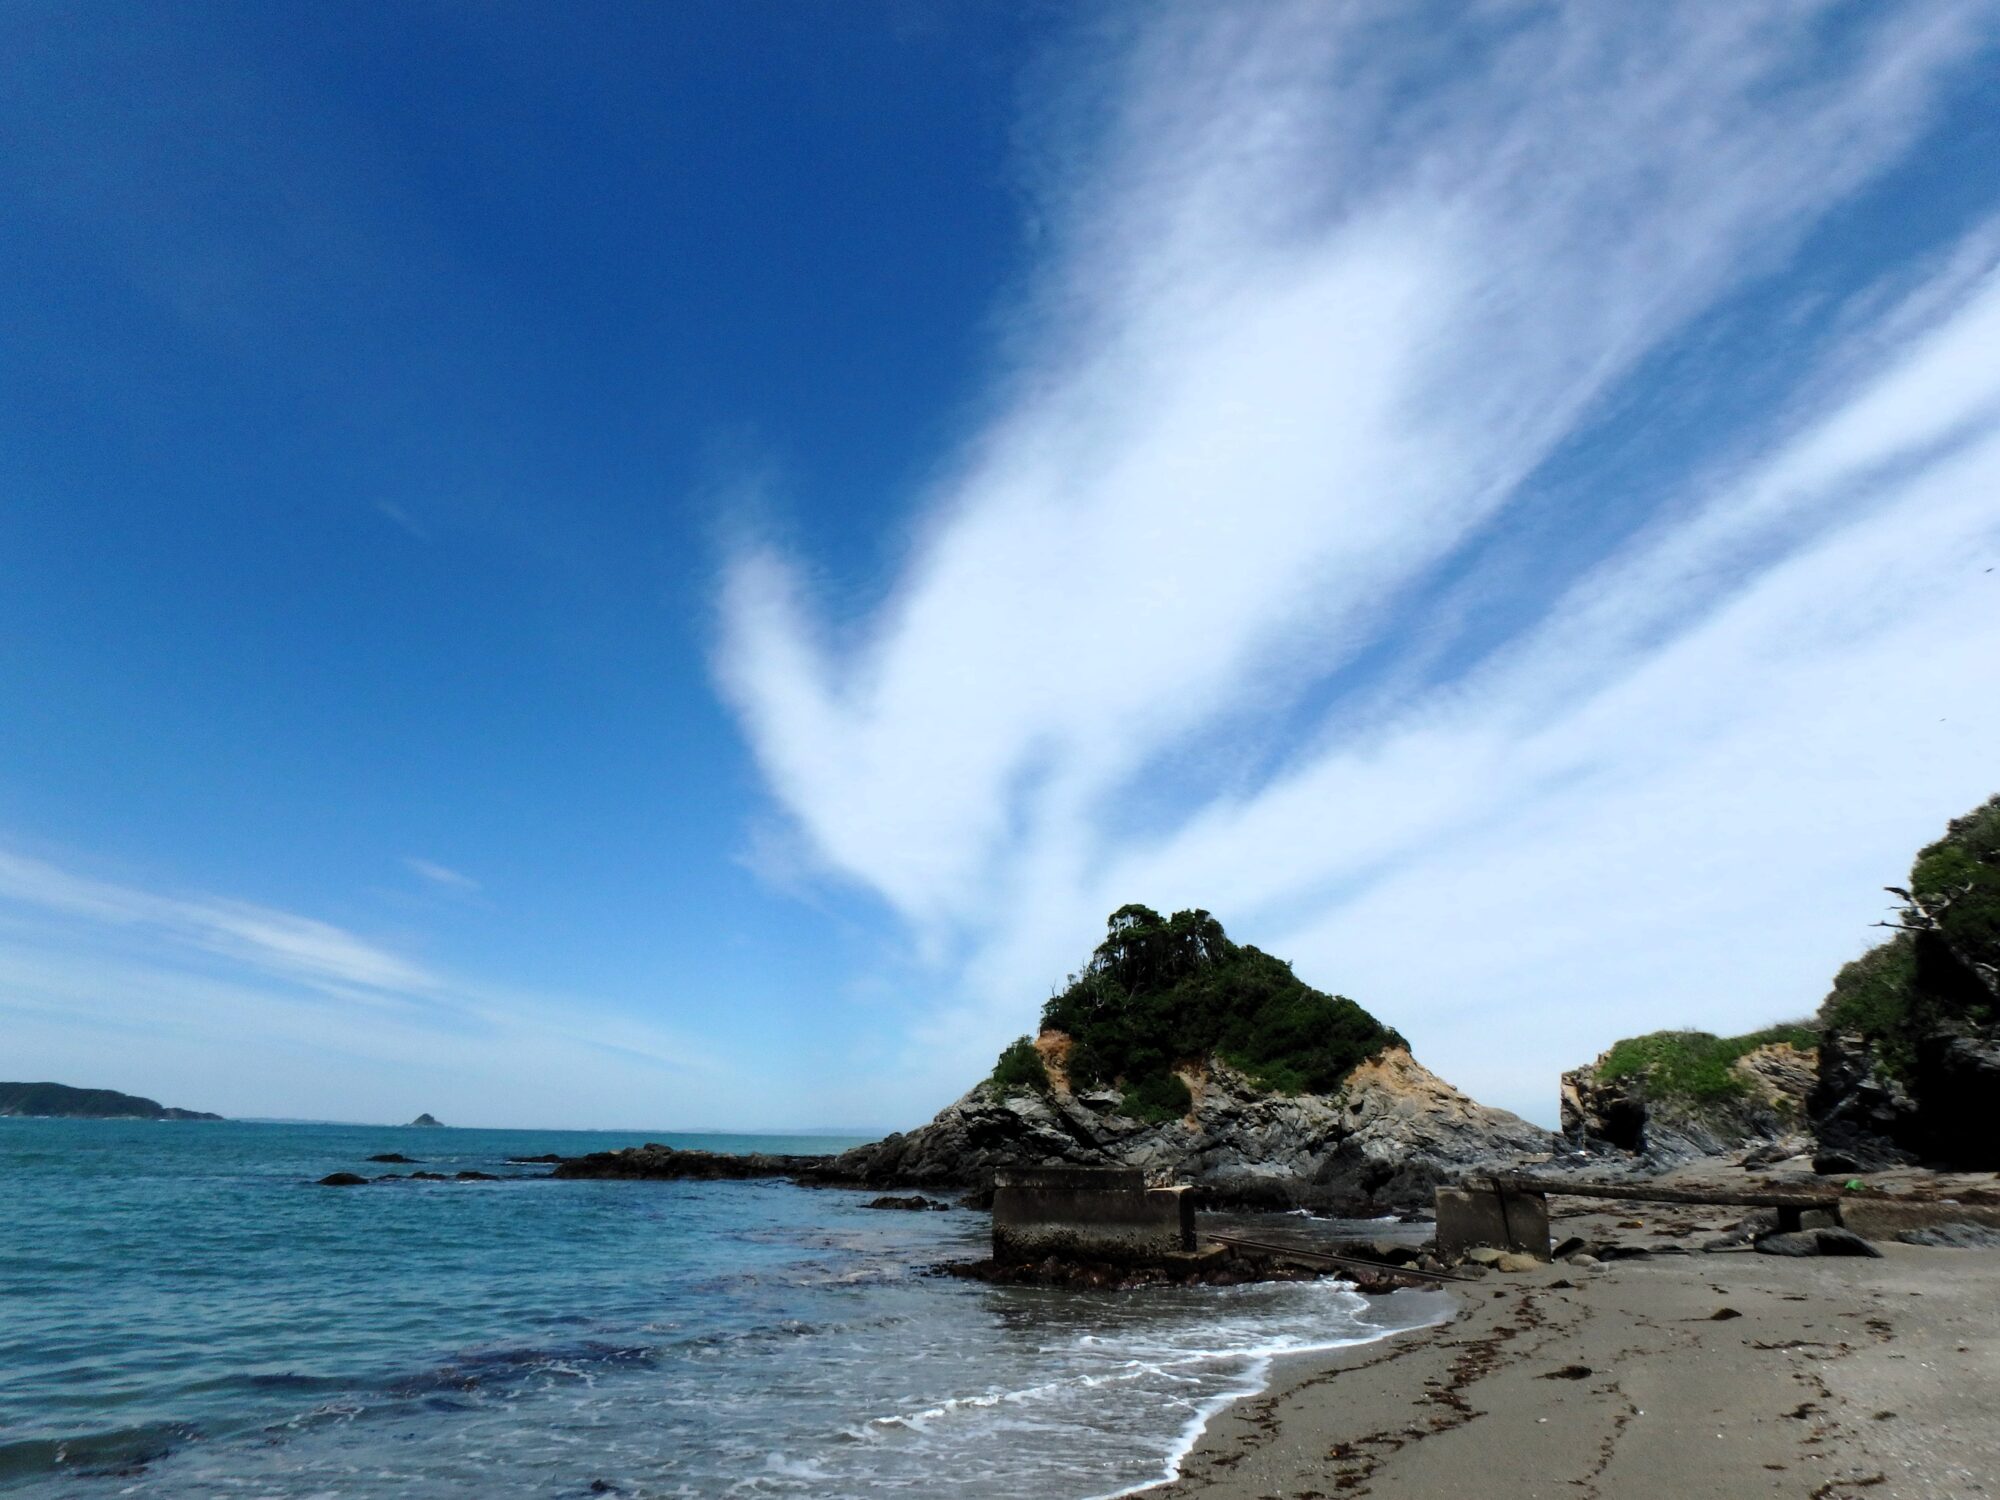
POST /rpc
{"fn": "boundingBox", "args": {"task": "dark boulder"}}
[317,1172,369,1187]
[367,1153,420,1164]
[865,1195,951,1211]
[1754,1227,1881,1258]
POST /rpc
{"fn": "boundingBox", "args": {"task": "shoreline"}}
[1146,1242,2000,1498]
[1088,1287,1459,1500]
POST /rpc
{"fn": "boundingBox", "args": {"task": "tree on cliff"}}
[1821,793,2000,1076]
[995,904,1404,1118]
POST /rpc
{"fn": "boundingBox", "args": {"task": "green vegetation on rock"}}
[1595,1025,1818,1104]
[1027,904,1403,1112]
[989,1036,1050,1095]
[1818,793,2000,1077]
[1120,1071,1194,1124]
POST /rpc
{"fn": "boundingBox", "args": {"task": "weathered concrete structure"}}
[991,1166,1195,1263]
[1435,1185,1552,1261]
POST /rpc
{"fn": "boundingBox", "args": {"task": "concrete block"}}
[1436,1187,1550,1261]
[991,1169,1193,1263]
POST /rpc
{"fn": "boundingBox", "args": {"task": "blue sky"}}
[3,2,1998,1131]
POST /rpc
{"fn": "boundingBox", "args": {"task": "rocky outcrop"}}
[407,1113,445,1127]
[825,1043,1552,1213]
[1804,793,1999,1171]
[1807,1031,1922,1171]
[1808,1024,2000,1171]
[559,904,1550,1211]
[1560,1040,1816,1167]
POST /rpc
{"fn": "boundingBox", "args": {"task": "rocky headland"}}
[1563,792,1999,1176]
[559,904,1552,1211]
[0,1081,221,1120]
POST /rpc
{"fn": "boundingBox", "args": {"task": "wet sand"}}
[1160,1229,2000,1498]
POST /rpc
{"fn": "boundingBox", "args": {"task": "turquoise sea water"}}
[0,1120,1448,1497]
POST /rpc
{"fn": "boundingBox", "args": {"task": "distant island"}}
[0,1082,222,1121]
[407,1112,446,1127]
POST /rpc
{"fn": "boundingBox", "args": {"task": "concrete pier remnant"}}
[1435,1185,1552,1261]
[991,1167,1196,1263]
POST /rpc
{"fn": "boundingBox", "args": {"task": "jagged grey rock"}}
[829,1045,1553,1213]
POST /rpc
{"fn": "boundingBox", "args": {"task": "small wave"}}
[386,1339,657,1396]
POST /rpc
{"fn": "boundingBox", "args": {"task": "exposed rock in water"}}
[1559,1033,1817,1166]
[935,1249,1402,1292]
[407,1113,446,1127]
[552,1145,829,1182]
[317,1172,369,1186]
[368,1153,421,1164]
[865,1194,952,1211]
[827,1045,1551,1213]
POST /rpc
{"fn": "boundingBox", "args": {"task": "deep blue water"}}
[0,1120,1448,1497]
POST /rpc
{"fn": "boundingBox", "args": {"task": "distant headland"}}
[0,1082,222,1121]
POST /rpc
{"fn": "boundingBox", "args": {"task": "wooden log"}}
[1470,1172,1838,1211]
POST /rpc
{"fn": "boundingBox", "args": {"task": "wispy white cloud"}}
[0,848,438,993]
[0,849,755,1127]
[374,500,428,540]
[717,2,2000,1120]
[404,856,481,893]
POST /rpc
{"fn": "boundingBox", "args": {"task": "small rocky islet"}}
[551,902,1553,1215]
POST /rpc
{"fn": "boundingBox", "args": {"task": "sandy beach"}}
[1162,1222,2000,1499]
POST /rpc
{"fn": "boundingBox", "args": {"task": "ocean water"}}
[0,1120,1450,1498]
